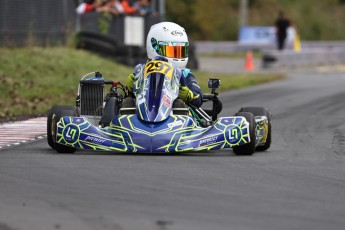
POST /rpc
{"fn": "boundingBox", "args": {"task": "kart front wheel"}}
[232,112,256,155]
[238,107,272,151]
[47,105,77,153]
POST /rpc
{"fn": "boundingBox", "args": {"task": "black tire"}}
[47,105,77,153]
[232,112,256,155]
[47,105,75,149]
[47,107,55,149]
[239,107,272,151]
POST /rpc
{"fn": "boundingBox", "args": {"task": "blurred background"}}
[0,0,345,119]
[1,0,345,43]
[1,0,345,68]
[168,0,345,41]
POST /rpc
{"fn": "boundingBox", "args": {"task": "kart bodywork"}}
[48,57,271,154]
[56,114,252,153]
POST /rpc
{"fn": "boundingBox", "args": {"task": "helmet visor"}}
[156,42,189,59]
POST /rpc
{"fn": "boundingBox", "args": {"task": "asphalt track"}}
[1,68,345,230]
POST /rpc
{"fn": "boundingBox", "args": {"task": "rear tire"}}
[239,107,272,151]
[232,112,256,155]
[47,105,77,153]
[47,107,55,149]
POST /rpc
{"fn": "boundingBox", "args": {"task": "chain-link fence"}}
[0,0,77,46]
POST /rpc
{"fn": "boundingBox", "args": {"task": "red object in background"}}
[245,51,255,71]
[76,3,95,14]
[120,0,137,14]
[84,4,94,12]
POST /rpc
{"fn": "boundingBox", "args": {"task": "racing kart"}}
[47,58,271,155]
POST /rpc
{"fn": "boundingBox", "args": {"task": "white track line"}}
[0,117,47,149]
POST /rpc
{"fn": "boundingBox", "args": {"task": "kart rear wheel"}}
[232,112,256,155]
[239,107,272,151]
[47,105,77,153]
[47,107,55,149]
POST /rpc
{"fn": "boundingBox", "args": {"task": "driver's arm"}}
[178,70,203,108]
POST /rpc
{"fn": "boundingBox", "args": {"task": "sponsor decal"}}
[63,124,80,144]
[228,125,242,144]
[198,136,218,147]
[171,30,183,36]
[85,136,106,144]
[168,120,183,129]
[162,94,171,108]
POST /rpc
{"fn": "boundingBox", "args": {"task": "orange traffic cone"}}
[245,51,255,71]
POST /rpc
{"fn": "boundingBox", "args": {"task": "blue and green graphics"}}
[56,114,251,152]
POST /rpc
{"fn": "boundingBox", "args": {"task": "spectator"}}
[274,11,291,50]
[133,0,157,16]
[76,0,103,15]
[97,0,122,15]
[76,0,158,16]
[114,0,125,14]
[120,0,138,15]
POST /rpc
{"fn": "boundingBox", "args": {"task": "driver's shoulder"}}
[181,68,193,78]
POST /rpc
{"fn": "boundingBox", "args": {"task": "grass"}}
[196,72,283,92]
[0,47,284,120]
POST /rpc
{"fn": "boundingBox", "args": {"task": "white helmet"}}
[146,22,189,69]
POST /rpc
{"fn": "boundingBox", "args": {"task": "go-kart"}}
[47,58,271,155]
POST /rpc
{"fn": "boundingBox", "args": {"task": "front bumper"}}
[56,115,251,153]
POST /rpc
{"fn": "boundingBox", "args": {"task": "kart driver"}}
[123,21,203,110]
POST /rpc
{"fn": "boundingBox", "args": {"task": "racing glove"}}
[126,73,135,93]
[178,86,200,103]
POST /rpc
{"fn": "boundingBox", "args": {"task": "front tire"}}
[47,105,77,153]
[232,112,256,155]
[239,107,272,151]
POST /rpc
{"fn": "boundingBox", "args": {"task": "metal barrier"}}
[0,0,160,47]
[78,12,161,47]
[262,49,345,69]
[0,0,76,46]
[0,1,199,68]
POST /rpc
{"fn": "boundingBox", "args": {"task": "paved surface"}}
[198,56,345,74]
[1,68,345,230]
[195,41,345,53]
[198,57,262,74]
[0,117,46,149]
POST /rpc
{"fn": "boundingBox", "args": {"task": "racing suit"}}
[126,62,204,108]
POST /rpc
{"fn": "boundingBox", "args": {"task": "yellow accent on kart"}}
[144,60,174,80]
